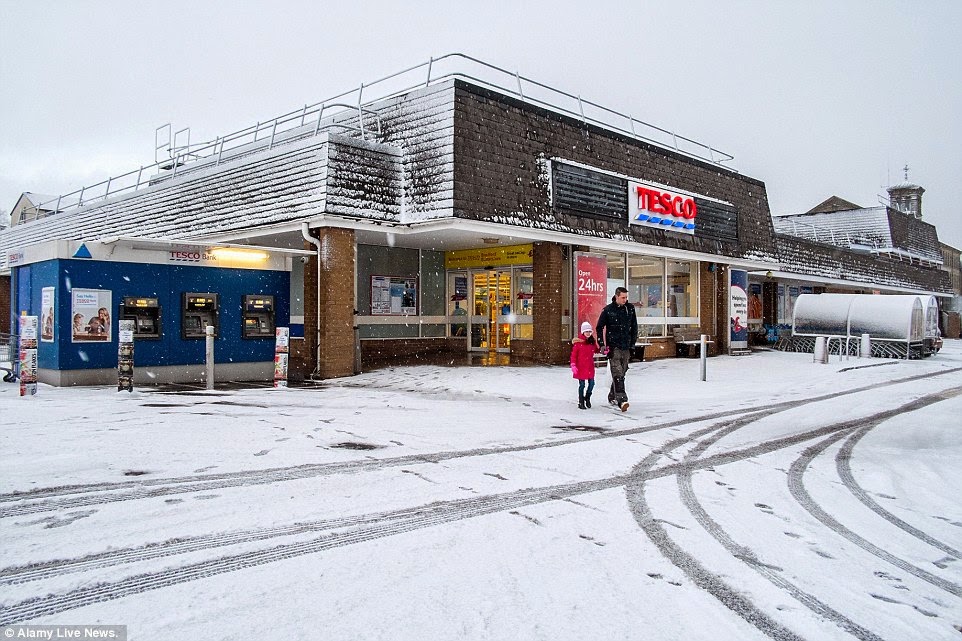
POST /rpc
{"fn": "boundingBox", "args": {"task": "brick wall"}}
[887,207,941,261]
[452,81,776,260]
[360,338,454,367]
[531,242,566,364]
[303,227,356,379]
[699,263,725,355]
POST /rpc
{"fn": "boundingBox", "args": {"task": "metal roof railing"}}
[28,52,735,221]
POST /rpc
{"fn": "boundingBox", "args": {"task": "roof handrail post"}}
[358,83,366,139]
[672,132,680,151]
[135,166,144,191]
[313,103,326,136]
[515,71,525,100]
[425,56,433,87]
[300,104,308,126]
[104,176,112,199]
[171,154,179,178]
[577,95,586,126]
[54,195,62,216]
[77,186,85,207]
[628,115,637,136]
[269,119,278,150]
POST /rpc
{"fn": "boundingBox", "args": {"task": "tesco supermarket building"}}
[1,55,948,385]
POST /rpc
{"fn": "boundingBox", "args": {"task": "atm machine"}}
[120,297,161,339]
[182,293,219,339]
[242,295,275,339]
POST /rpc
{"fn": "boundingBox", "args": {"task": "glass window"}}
[628,256,664,337]
[667,259,696,320]
[605,252,626,300]
[514,270,534,340]
[587,250,699,340]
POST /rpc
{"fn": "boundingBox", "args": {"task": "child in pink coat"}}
[571,321,600,409]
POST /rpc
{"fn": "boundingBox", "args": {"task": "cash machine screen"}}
[120,296,161,339]
[182,293,219,339]
[242,294,275,338]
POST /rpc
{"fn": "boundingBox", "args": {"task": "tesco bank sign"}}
[628,181,698,235]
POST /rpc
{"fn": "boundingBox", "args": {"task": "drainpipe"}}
[301,222,322,378]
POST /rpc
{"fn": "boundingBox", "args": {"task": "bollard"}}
[699,334,708,381]
[859,333,871,358]
[813,336,828,364]
[205,325,215,390]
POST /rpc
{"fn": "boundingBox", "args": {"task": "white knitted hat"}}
[580,322,593,334]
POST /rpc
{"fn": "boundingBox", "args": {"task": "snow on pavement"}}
[1,344,961,640]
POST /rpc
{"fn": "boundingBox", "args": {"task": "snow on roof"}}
[887,182,923,191]
[773,234,951,295]
[19,192,80,210]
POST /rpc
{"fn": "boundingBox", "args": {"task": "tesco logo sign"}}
[628,182,698,234]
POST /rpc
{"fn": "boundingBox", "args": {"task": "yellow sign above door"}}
[445,244,533,270]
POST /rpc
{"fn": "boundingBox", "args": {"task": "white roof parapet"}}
[26,53,735,222]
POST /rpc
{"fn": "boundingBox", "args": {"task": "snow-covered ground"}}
[2,344,961,640]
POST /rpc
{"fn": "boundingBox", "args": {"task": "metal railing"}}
[26,53,735,220]
[778,219,942,266]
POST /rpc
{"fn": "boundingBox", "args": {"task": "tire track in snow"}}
[836,426,962,559]
[787,386,962,599]
[2,384,960,623]
[5,385,959,589]
[4,367,958,518]
[676,422,884,640]
[626,420,809,640]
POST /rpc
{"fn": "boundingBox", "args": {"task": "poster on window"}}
[41,287,55,342]
[72,289,112,342]
[575,253,608,331]
[371,276,417,315]
[729,269,748,349]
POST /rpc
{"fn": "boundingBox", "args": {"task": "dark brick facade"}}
[530,242,565,363]
[452,81,776,261]
[887,208,941,262]
[303,227,357,379]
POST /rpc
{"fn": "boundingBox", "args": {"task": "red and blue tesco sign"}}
[628,182,698,235]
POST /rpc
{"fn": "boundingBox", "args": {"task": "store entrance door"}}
[470,270,511,352]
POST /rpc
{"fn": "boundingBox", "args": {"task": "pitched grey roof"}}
[0,81,457,271]
[775,234,952,294]
[773,206,942,264]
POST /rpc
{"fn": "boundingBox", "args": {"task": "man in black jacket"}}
[596,287,638,412]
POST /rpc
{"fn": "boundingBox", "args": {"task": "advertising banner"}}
[444,244,533,269]
[41,287,55,342]
[19,315,38,397]
[575,253,608,332]
[729,269,749,349]
[118,319,135,392]
[273,327,290,388]
[72,289,112,342]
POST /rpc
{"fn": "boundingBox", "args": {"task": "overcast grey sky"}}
[1,0,960,248]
